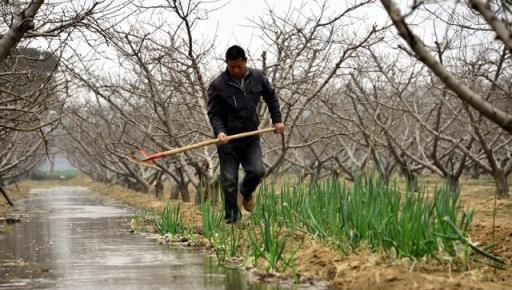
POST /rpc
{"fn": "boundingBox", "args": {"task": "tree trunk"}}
[444,174,460,193]
[495,172,510,198]
[470,163,482,179]
[194,175,221,205]
[170,182,179,200]
[401,168,418,193]
[379,165,394,186]
[0,1,44,61]
[153,180,163,198]
[0,187,14,206]
[171,182,190,202]
[179,183,190,202]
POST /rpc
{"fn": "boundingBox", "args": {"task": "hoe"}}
[128,127,276,168]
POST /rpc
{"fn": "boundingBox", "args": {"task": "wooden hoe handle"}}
[140,127,275,162]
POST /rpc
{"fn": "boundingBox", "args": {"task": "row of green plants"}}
[145,176,504,274]
[153,203,186,236]
[255,176,503,267]
[144,195,296,273]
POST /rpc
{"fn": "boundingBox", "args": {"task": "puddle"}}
[0,187,287,290]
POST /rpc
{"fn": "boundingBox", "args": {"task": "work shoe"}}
[242,194,255,212]
[224,217,241,225]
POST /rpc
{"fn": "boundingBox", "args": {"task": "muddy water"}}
[0,187,284,290]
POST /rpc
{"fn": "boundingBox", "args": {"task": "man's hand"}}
[218,132,229,144]
[273,122,285,134]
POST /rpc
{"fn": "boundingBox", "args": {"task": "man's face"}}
[226,58,247,79]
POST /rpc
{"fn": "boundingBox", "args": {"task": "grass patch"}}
[254,176,503,267]
[153,203,186,236]
[199,199,224,240]
[248,210,295,273]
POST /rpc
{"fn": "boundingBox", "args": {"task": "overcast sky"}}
[22,0,452,78]
[206,1,356,49]
[54,0,391,73]
[198,0,386,57]
[22,0,445,58]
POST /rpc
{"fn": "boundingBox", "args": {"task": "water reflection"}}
[0,187,284,290]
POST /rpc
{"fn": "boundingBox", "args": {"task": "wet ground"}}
[0,187,284,290]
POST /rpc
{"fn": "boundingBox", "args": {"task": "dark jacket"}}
[207,68,282,136]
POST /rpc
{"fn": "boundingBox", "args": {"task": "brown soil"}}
[12,175,512,290]
[294,240,511,290]
[457,177,512,265]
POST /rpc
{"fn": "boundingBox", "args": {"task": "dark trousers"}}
[217,137,265,222]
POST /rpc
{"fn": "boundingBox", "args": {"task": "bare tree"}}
[59,0,381,202]
[253,0,378,179]
[0,1,126,60]
[0,0,133,204]
[0,47,61,204]
[61,0,220,202]
[379,0,512,196]
[380,0,512,133]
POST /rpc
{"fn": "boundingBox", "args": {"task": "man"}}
[207,45,285,224]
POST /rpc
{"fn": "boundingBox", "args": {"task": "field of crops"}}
[139,176,510,289]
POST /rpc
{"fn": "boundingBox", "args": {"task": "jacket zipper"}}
[227,77,250,108]
[228,81,245,94]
